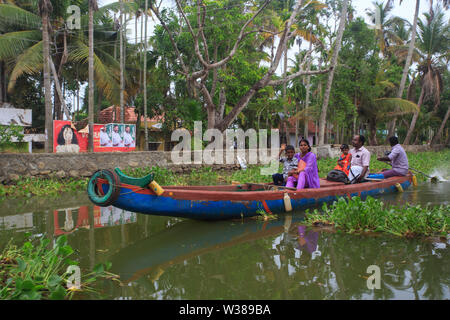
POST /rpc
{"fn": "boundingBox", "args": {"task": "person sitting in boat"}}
[348,135,370,183]
[272,144,298,186]
[334,144,352,176]
[285,139,320,189]
[376,136,409,178]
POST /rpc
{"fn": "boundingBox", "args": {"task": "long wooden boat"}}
[87,168,413,220]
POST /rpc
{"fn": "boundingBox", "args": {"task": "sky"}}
[99,0,438,42]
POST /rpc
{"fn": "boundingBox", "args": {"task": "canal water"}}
[0,182,448,300]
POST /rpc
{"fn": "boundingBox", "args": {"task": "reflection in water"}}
[0,181,448,300]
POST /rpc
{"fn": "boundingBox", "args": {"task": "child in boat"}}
[334,144,352,176]
[272,144,298,186]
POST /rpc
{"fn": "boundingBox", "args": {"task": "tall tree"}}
[143,0,149,150]
[318,0,349,146]
[119,0,125,123]
[150,0,331,132]
[403,4,448,144]
[388,0,420,137]
[88,0,99,152]
[39,0,53,153]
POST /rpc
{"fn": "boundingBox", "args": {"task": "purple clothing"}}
[382,168,406,178]
[297,226,318,254]
[388,144,409,175]
[285,152,320,189]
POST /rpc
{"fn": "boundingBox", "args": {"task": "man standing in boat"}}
[349,135,370,183]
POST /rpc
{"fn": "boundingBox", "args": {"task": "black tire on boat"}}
[87,169,121,207]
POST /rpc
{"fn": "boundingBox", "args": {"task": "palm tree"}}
[403,4,449,144]
[318,0,349,146]
[88,0,99,152]
[38,0,52,153]
[0,2,137,112]
[388,0,421,137]
[366,0,406,56]
[143,0,149,150]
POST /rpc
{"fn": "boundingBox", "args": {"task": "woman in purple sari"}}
[285,139,320,189]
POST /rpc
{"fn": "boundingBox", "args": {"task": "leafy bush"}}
[0,234,117,300]
[304,196,449,238]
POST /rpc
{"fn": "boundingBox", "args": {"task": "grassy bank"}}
[1,149,448,199]
[304,196,449,238]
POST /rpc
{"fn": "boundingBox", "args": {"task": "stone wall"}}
[0,144,446,183]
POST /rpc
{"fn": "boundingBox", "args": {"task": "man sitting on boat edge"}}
[376,136,409,178]
[348,135,370,183]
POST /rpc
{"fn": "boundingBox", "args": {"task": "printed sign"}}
[53,121,136,153]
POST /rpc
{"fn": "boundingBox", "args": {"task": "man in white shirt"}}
[123,125,135,148]
[99,127,112,147]
[348,135,371,183]
[111,125,123,147]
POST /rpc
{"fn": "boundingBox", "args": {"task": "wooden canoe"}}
[87,168,413,220]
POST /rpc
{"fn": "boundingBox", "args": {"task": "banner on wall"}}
[95,123,136,152]
[53,121,136,153]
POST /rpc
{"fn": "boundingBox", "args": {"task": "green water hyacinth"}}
[0,234,118,300]
[304,196,449,238]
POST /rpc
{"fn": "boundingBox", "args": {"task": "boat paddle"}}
[378,159,439,183]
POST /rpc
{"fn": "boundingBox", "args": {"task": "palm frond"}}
[7,40,43,92]
[0,30,41,60]
[0,4,41,31]
[68,41,120,103]
[374,98,419,118]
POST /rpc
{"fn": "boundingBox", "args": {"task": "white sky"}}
[99,0,436,42]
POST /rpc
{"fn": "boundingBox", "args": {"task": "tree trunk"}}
[318,0,349,145]
[368,118,378,146]
[388,0,420,137]
[431,106,450,145]
[283,46,289,143]
[49,58,70,119]
[295,103,299,147]
[42,10,53,152]
[88,3,95,152]
[404,87,425,145]
[120,0,125,123]
[304,37,312,143]
[0,61,4,103]
[143,0,149,150]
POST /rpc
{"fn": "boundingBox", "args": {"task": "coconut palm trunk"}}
[403,86,424,145]
[143,0,149,151]
[431,106,449,145]
[39,0,53,153]
[304,37,313,142]
[388,0,420,137]
[120,0,125,123]
[318,0,348,146]
[88,0,98,152]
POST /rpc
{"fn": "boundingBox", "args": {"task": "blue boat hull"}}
[100,175,412,220]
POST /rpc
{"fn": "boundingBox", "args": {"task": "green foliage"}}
[0,234,117,300]
[304,196,449,238]
[0,124,24,147]
[0,177,88,199]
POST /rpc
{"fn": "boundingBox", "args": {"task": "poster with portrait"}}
[92,123,136,152]
[53,120,87,153]
[123,124,136,148]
